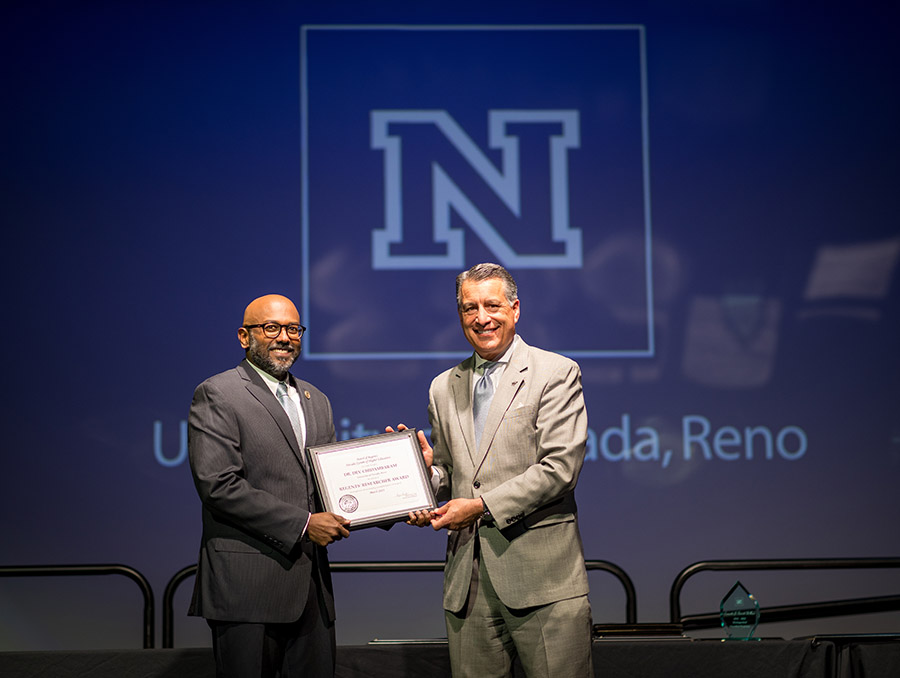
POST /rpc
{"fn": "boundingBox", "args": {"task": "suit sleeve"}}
[480,360,588,525]
[188,380,310,554]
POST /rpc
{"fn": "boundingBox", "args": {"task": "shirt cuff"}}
[430,465,441,493]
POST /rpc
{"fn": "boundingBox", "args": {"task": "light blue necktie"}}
[276,381,307,469]
[473,361,498,447]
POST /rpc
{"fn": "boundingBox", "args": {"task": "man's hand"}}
[307,512,351,546]
[386,424,433,472]
[406,509,435,527]
[387,424,437,528]
[430,498,483,531]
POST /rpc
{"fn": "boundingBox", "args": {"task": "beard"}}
[246,333,299,379]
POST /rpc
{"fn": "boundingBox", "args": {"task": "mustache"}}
[269,341,298,351]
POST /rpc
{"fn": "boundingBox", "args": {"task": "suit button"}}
[473,481,481,489]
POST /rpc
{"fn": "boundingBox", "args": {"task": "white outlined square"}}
[301,25,653,360]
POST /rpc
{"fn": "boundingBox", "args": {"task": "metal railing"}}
[669,557,900,630]
[0,564,155,648]
[162,559,636,648]
[4,557,898,649]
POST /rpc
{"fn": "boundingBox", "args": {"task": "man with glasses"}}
[188,293,350,677]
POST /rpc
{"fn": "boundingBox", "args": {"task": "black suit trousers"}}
[208,576,336,678]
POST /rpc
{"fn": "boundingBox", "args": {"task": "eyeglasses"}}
[244,323,306,339]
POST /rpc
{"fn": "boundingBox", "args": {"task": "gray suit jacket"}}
[429,338,590,612]
[188,359,336,623]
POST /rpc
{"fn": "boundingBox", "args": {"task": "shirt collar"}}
[246,359,288,396]
[474,334,519,372]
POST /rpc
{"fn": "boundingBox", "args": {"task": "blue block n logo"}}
[370,110,582,270]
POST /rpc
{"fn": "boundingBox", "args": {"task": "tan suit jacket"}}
[428,338,590,612]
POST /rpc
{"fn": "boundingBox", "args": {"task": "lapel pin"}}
[304,390,311,399]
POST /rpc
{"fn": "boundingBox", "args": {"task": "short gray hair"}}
[455,263,518,309]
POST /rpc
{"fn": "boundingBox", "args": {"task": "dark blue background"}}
[2,1,898,649]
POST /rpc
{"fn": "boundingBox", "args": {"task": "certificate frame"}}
[307,429,436,530]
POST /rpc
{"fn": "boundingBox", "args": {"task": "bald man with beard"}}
[188,294,350,678]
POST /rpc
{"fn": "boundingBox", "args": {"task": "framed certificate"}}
[307,429,436,529]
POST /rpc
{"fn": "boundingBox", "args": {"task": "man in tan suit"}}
[405,263,593,677]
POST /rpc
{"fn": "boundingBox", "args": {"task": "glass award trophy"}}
[720,581,760,640]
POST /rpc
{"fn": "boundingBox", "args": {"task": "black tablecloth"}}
[839,640,900,678]
[0,639,844,678]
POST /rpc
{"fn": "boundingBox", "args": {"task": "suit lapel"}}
[292,376,316,450]
[450,357,478,465]
[238,361,307,469]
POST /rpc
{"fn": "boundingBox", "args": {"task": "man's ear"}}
[237,327,250,349]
